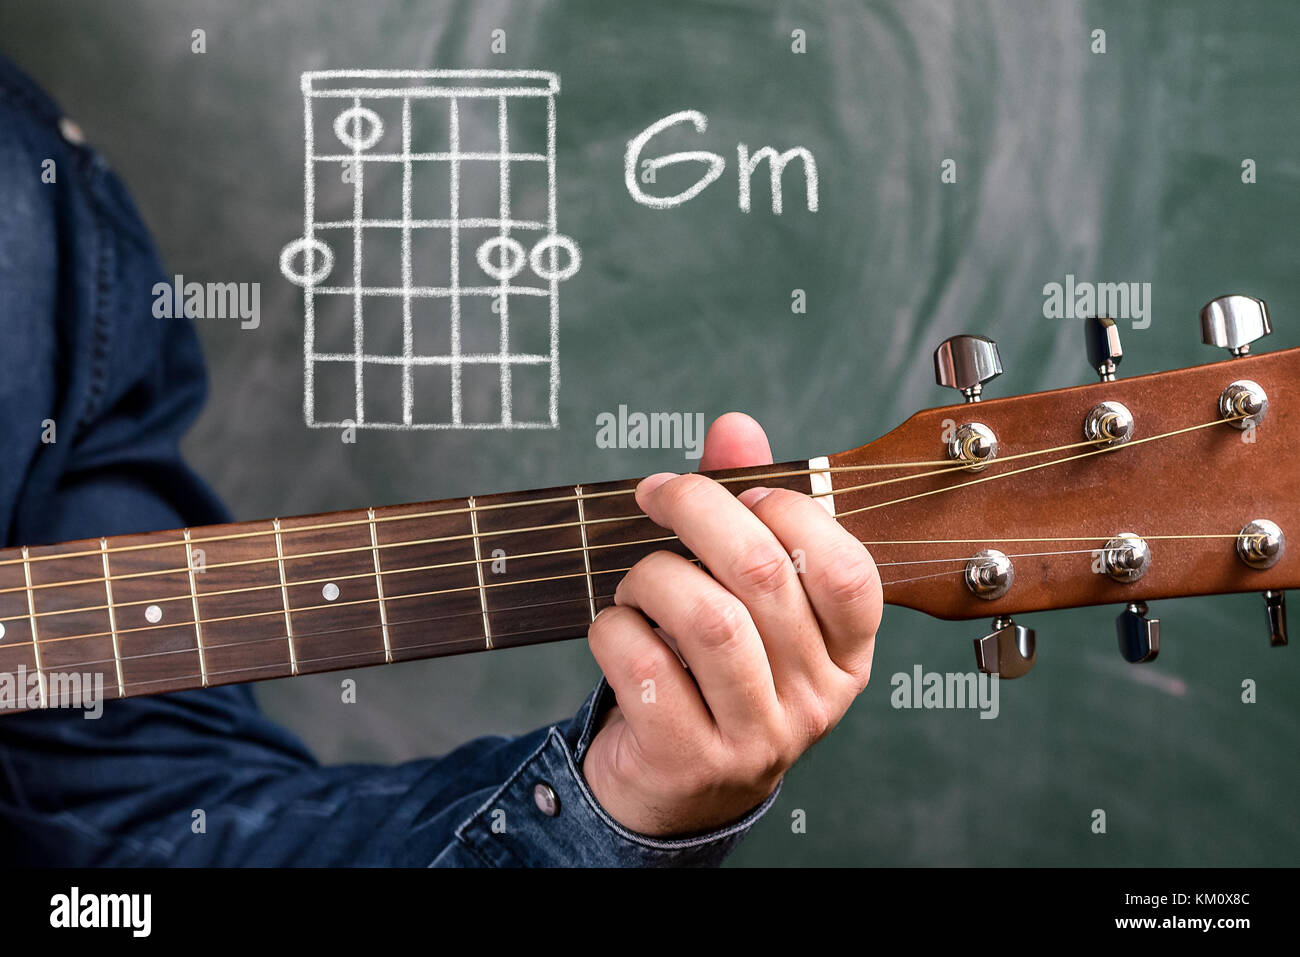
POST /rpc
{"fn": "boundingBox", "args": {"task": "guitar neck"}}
[0,458,832,712]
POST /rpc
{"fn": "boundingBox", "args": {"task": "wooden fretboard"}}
[0,460,827,712]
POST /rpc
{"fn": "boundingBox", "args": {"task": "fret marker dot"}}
[0,622,6,640]
[145,604,163,624]
[323,583,340,601]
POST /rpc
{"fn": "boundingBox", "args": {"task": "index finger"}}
[635,472,810,630]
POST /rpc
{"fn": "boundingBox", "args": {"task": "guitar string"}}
[0,412,1264,673]
[0,412,1247,601]
[0,458,973,569]
[2,530,1253,633]
[0,410,1222,572]
[21,598,618,701]
[36,590,645,680]
[1,533,1256,656]
[0,454,969,597]
[0,539,1208,699]
[836,414,1246,518]
[0,442,1093,598]
[0,413,1264,646]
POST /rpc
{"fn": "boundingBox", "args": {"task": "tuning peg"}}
[1116,601,1160,663]
[1264,590,1287,647]
[1200,295,1272,357]
[973,616,1036,678]
[1084,316,1123,381]
[934,335,1002,403]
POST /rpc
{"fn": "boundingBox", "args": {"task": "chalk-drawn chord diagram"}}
[280,70,581,430]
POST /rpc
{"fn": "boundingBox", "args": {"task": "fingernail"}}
[738,486,775,507]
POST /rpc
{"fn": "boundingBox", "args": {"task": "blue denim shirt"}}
[0,54,775,866]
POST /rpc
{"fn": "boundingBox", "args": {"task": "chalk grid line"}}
[280,70,581,431]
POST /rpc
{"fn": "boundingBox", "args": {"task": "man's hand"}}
[582,412,882,836]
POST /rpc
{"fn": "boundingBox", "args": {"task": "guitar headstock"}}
[829,296,1295,677]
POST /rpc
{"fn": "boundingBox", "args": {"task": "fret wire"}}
[368,508,393,663]
[0,411,1247,573]
[574,484,596,622]
[467,497,492,649]
[272,519,299,675]
[99,538,126,697]
[21,546,48,709]
[184,528,209,687]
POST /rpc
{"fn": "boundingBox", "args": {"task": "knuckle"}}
[686,593,750,652]
[726,711,793,778]
[846,654,875,695]
[752,739,789,781]
[752,486,802,510]
[815,543,879,606]
[675,733,789,799]
[624,647,669,687]
[668,741,728,795]
[798,696,836,743]
[587,604,638,643]
[731,540,795,598]
[659,472,713,511]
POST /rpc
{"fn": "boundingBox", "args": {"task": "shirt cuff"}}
[453,679,779,866]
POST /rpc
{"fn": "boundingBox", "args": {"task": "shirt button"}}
[58,117,86,145]
[533,782,560,817]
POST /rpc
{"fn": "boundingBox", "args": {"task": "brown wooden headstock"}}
[829,347,1299,626]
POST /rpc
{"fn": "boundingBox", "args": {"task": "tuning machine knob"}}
[1219,379,1269,430]
[1237,519,1284,570]
[973,616,1036,678]
[1084,316,1123,381]
[1101,532,1152,582]
[1083,400,1135,448]
[935,335,1003,403]
[1264,590,1288,647]
[965,548,1014,599]
[948,422,998,471]
[1116,601,1160,663]
[1201,295,1272,357]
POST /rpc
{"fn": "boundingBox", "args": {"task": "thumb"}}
[698,412,774,471]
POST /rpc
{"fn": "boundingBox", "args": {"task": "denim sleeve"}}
[0,55,774,866]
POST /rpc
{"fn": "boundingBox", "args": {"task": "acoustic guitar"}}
[0,295,1291,711]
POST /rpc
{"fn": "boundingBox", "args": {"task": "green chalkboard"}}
[2,0,1296,865]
